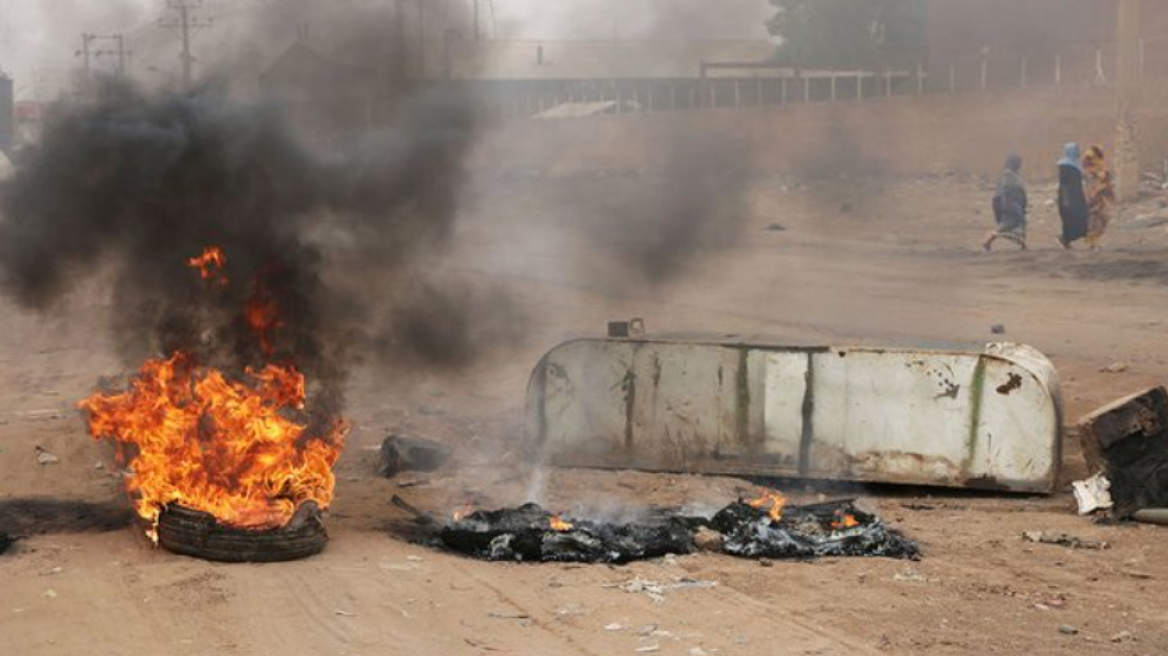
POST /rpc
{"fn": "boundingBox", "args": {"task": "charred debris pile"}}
[435,494,919,565]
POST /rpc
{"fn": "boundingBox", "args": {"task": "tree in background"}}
[768,0,928,68]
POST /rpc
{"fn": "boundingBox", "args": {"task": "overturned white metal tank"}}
[526,334,1063,494]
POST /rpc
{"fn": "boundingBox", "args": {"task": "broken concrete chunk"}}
[1078,387,1168,516]
[377,435,452,478]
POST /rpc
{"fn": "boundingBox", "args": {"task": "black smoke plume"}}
[587,134,753,286]
[0,78,487,409]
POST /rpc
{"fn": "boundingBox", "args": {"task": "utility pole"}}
[473,0,480,40]
[161,0,213,87]
[1116,0,1141,201]
[99,35,133,76]
[416,0,427,78]
[77,33,97,76]
[114,35,128,75]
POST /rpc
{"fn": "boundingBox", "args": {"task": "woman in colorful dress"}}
[1082,145,1116,251]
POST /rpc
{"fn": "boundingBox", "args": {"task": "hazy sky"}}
[0,0,772,98]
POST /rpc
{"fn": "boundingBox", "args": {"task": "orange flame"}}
[243,273,285,358]
[80,246,347,537]
[244,297,282,357]
[831,512,860,530]
[188,247,228,286]
[80,352,347,533]
[748,490,788,523]
[549,514,574,532]
[452,502,475,523]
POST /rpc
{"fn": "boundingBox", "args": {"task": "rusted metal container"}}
[526,335,1063,493]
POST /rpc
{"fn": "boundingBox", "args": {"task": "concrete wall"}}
[474,84,1168,181]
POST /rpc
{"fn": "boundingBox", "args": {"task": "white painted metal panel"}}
[527,337,1063,493]
[530,339,634,460]
[969,359,1060,487]
[807,351,979,485]
[628,344,742,467]
[762,352,809,466]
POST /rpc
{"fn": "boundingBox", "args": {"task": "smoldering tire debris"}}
[437,499,919,564]
[712,500,920,561]
[440,504,696,564]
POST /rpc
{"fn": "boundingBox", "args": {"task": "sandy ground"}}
[3,169,1168,656]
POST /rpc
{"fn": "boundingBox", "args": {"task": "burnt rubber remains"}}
[439,499,918,564]
[157,502,327,563]
[712,499,919,560]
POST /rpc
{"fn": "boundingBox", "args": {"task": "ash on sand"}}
[439,499,919,564]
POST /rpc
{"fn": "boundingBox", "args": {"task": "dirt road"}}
[3,173,1167,655]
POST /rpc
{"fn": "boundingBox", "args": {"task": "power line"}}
[94,35,134,76]
[77,33,134,79]
[76,33,98,75]
[159,0,214,87]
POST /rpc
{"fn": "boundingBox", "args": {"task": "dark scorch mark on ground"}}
[0,498,135,537]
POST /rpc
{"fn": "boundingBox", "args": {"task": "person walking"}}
[1057,142,1090,250]
[1082,145,1116,251]
[984,154,1028,251]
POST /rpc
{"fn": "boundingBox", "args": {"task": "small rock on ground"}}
[1110,631,1134,643]
[693,527,724,553]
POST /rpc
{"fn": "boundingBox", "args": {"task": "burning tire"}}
[157,502,327,563]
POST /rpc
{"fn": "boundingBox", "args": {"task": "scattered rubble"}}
[1110,630,1135,643]
[1099,362,1130,374]
[1022,531,1109,550]
[1071,473,1114,515]
[615,577,718,604]
[34,447,59,466]
[377,435,452,479]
